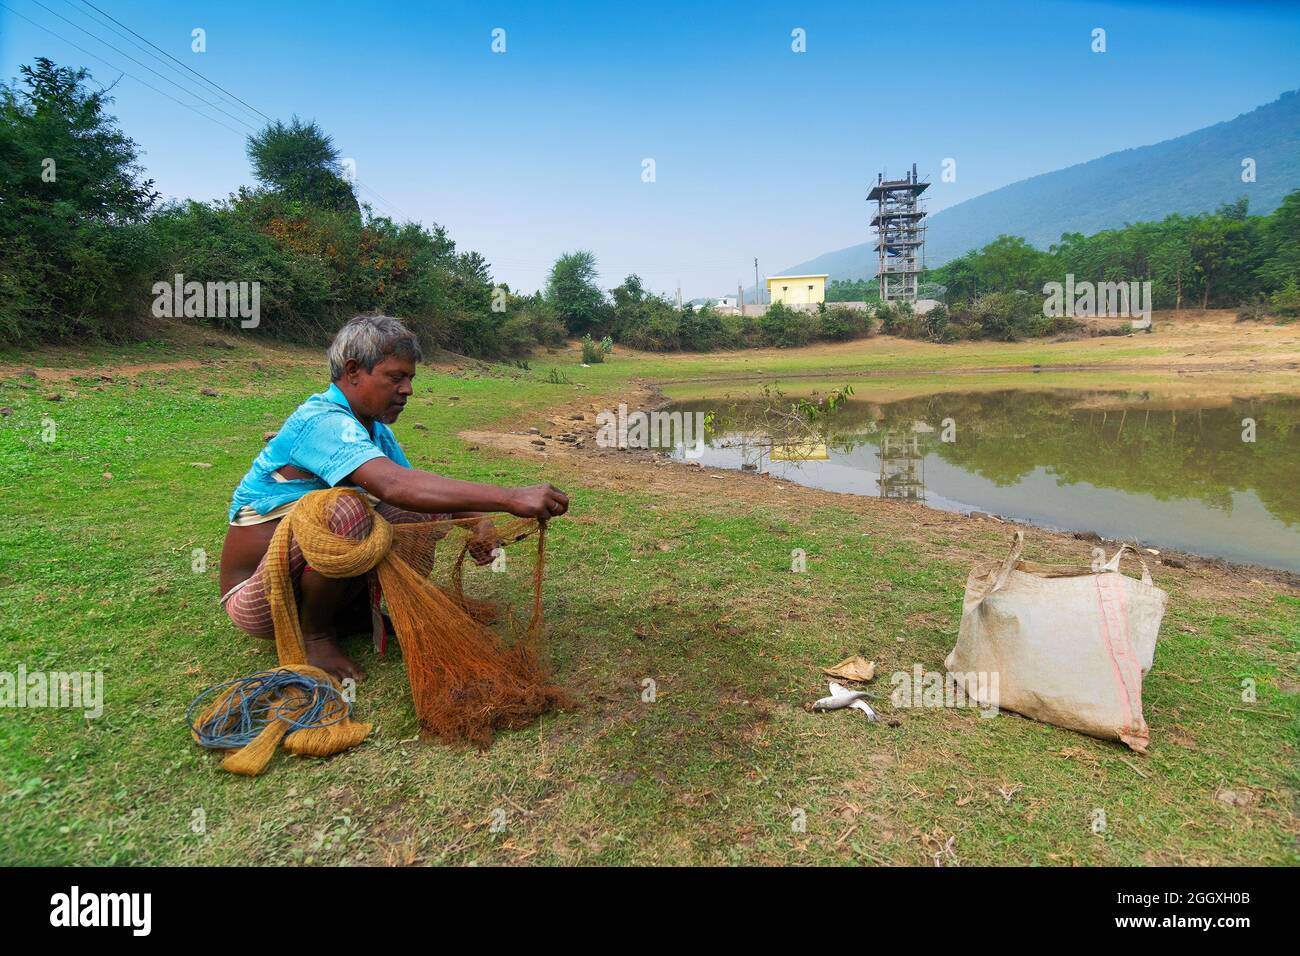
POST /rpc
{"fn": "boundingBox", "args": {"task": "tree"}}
[1,58,158,224]
[1150,230,1194,310]
[1186,216,1218,309]
[971,235,1054,293]
[825,277,877,303]
[1257,190,1300,291]
[611,272,646,310]
[938,255,980,302]
[1219,196,1250,221]
[546,250,606,334]
[246,116,358,213]
[933,235,1055,304]
[0,58,160,341]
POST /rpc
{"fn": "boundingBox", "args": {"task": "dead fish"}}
[813,681,877,720]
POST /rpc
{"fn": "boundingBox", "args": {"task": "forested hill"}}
[776,89,1300,284]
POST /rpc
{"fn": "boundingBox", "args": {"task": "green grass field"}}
[1,333,1296,866]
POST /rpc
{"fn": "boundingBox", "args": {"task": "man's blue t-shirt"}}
[228,382,410,520]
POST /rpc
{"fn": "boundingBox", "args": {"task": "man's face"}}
[343,354,416,424]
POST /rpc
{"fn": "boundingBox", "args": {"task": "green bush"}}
[497,298,566,356]
[877,301,925,338]
[819,304,874,341]
[921,304,958,343]
[1236,299,1272,322]
[619,307,681,351]
[581,333,603,363]
[1270,278,1300,318]
[964,291,1043,342]
[758,303,815,348]
[148,188,512,354]
[150,198,337,341]
[875,302,898,334]
[679,304,731,351]
[1045,315,1085,336]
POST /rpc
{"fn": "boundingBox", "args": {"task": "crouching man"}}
[218,314,568,681]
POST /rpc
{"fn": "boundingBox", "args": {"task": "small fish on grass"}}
[812,681,877,721]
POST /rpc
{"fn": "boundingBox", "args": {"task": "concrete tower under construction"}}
[869,164,929,303]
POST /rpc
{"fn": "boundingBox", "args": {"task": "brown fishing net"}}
[374,501,573,747]
[195,487,570,775]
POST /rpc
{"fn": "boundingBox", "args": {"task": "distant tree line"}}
[908,197,1300,342]
[5,59,1297,356]
[822,197,1300,344]
[935,197,1300,313]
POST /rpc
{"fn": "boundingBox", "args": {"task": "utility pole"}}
[676,281,682,309]
[754,257,761,304]
[737,281,743,310]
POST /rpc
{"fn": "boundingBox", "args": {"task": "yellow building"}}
[767,274,828,306]
[770,440,829,461]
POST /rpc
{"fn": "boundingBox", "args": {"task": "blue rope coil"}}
[186,669,351,750]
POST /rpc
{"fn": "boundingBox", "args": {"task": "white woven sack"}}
[945,531,1168,752]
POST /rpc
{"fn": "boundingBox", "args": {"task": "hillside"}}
[773,89,1300,286]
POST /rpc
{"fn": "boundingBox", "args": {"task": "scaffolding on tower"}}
[868,164,929,303]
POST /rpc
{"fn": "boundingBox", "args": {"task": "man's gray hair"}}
[327,314,423,381]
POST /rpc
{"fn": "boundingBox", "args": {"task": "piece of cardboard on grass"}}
[822,656,876,683]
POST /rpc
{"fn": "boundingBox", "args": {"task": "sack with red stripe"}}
[944,530,1168,752]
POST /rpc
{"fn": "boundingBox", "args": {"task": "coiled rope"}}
[187,668,350,749]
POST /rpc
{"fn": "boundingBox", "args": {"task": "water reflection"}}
[879,430,926,501]
[668,388,1300,572]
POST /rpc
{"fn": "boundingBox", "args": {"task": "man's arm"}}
[348,456,568,521]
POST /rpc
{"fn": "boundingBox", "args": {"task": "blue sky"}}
[4,0,1298,298]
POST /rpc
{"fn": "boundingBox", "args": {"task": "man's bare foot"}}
[303,632,365,683]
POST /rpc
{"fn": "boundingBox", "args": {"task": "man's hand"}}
[506,484,569,522]
[349,457,570,522]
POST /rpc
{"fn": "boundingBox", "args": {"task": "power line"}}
[76,0,274,124]
[70,0,410,221]
[70,2,418,221]
[0,2,248,136]
[24,0,263,133]
[350,176,408,221]
[13,0,416,223]
[63,0,267,128]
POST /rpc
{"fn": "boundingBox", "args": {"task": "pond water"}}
[665,385,1300,572]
